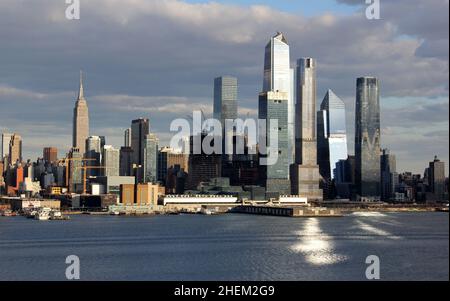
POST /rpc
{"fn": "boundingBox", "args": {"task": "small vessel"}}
[109,210,120,216]
[2,210,15,217]
[35,207,51,221]
[24,209,38,219]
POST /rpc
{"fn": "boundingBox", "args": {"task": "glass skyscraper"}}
[262,32,293,177]
[317,89,348,180]
[213,76,237,128]
[131,118,149,182]
[258,91,290,197]
[144,133,159,184]
[355,77,381,198]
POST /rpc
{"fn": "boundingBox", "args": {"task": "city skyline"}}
[0,0,448,175]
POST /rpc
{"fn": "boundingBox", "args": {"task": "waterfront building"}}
[89,175,135,196]
[355,77,381,199]
[72,71,89,155]
[290,58,322,201]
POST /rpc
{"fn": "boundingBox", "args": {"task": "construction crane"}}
[57,158,96,192]
[78,165,107,195]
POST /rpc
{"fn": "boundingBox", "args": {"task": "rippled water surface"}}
[0,212,448,280]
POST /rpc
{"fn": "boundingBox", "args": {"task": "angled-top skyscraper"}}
[290,58,322,200]
[317,89,348,180]
[263,32,295,165]
[262,32,295,174]
[72,71,90,155]
[259,32,291,197]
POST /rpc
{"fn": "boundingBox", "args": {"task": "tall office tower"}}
[131,118,149,166]
[187,133,222,190]
[43,147,58,164]
[9,134,22,164]
[258,91,290,197]
[1,133,12,160]
[317,89,348,180]
[103,145,120,177]
[157,146,172,184]
[288,68,296,167]
[119,147,134,177]
[262,32,293,177]
[355,77,381,199]
[68,147,82,193]
[72,71,90,155]
[290,58,322,200]
[263,32,290,93]
[213,76,238,128]
[428,156,446,200]
[380,148,396,201]
[143,133,159,183]
[124,128,131,147]
[213,76,238,169]
[85,136,102,177]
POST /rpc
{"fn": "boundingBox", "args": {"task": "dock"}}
[231,205,342,217]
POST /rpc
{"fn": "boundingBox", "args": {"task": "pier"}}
[232,205,342,217]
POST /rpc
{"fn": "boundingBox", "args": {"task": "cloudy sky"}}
[0,0,448,174]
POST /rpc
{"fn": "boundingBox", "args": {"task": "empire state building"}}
[72,71,89,155]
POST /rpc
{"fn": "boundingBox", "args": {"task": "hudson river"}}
[0,212,448,280]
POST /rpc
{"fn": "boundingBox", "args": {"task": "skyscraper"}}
[263,32,290,93]
[143,133,159,183]
[428,156,446,201]
[355,77,381,199]
[258,91,290,197]
[187,133,221,190]
[380,148,396,201]
[85,136,102,177]
[119,146,134,177]
[290,58,322,200]
[9,134,22,164]
[43,147,58,164]
[317,89,348,180]
[131,118,149,182]
[131,118,149,167]
[68,147,82,193]
[1,133,12,160]
[213,76,238,128]
[288,67,296,167]
[73,71,90,155]
[103,145,120,177]
[262,32,293,176]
